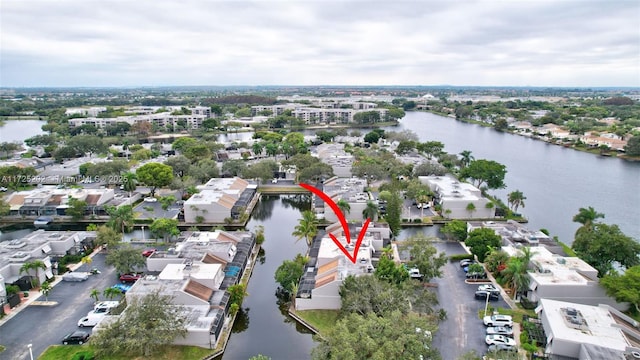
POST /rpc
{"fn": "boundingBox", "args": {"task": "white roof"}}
[540,299,629,351]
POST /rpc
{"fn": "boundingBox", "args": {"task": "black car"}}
[466,271,488,279]
[475,290,499,301]
[62,331,90,345]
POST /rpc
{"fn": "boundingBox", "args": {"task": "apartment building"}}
[420,175,495,219]
[96,229,256,349]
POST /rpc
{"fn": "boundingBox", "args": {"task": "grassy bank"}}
[295,309,340,334]
[38,345,214,360]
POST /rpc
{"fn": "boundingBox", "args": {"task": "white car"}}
[486,326,514,336]
[62,272,89,282]
[143,197,157,202]
[478,284,498,292]
[486,334,516,346]
[483,314,513,327]
[78,313,105,327]
[0,186,8,192]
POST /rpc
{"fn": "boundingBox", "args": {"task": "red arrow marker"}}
[300,183,372,264]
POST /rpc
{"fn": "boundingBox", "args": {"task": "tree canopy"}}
[90,290,188,357]
[459,159,507,189]
[465,228,502,262]
[106,244,146,274]
[339,275,410,317]
[311,310,440,360]
[136,162,174,196]
[401,234,448,282]
[274,254,307,294]
[601,266,640,313]
[441,220,468,241]
[572,223,640,277]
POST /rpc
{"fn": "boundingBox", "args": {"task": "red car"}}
[119,273,143,283]
[141,249,156,257]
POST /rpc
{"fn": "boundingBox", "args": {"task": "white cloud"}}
[1,0,638,87]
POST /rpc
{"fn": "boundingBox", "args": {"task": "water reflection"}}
[257,247,266,265]
[281,194,312,211]
[231,307,250,334]
[250,195,278,221]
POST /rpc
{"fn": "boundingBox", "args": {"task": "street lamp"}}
[484,292,491,318]
[27,343,33,360]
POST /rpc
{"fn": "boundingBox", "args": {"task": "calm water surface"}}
[0,120,47,143]
[218,195,316,359]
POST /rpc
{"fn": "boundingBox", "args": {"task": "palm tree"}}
[362,200,379,220]
[19,260,46,288]
[459,150,474,168]
[106,205,134,233]
[122,172,137,199]
[572,206,604,229]
[292,210,318,248]
[252,142,264,158]
[502,257,530,299]
[507,190,526,213]
[40,282,51,301]
[81,256,92,272]
[336,199,351,216]
[90,288,100,303]
[103,287,122,300]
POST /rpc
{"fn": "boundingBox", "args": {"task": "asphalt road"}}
[431,242,509,360]
[0,254,117,360]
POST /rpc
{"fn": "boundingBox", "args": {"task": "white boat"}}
[34,216,54,228]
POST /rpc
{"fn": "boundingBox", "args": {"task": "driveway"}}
[430,242,509,360]
[0,254,118,360]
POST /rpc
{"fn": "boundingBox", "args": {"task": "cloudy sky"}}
[1,0,639,87]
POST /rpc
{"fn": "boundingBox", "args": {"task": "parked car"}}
[460,259,475,267]
[143,197,157,202]
[62,331,90,345]
[475,290,499,301]
[483,314,514,327]
[111,283,132,293]
[141,248,156,257]
[62,272,89,282]
[485,334,516,347]
[78,314,105,327]
[416,203,430,209]
[478,284,498,292]
[486,343,517,353]
[486,326,514,336]
[466,271,487,279]
[93,301,120,314]
[408,268,423,279]
[120,273,143,282]
[0,186,8,192]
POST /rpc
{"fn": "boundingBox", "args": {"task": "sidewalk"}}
[0,245,104,328]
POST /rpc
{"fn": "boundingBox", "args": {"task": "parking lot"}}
[430,242,510,359]
[0,253,117,360]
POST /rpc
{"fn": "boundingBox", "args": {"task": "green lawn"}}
[295,309,340,334]
[38,345,214,360]
[478,306,536,324]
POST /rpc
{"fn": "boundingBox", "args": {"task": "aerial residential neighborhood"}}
[0,84,639,360]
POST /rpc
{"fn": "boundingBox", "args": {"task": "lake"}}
[384,112,640,244]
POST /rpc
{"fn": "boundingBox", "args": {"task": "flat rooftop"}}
[503,245,598,285]
[540,298,629,351]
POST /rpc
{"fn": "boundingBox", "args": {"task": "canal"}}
[218,194,316,359]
